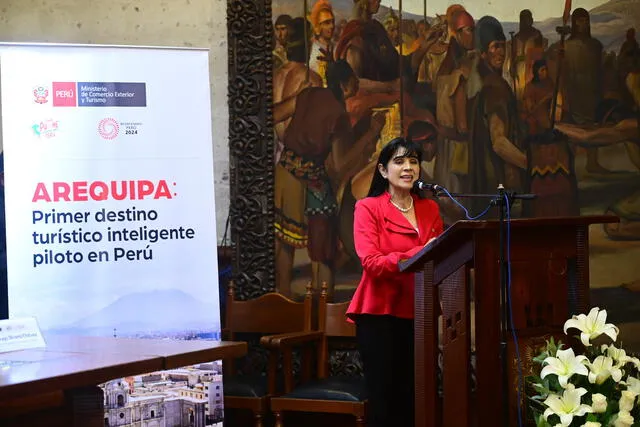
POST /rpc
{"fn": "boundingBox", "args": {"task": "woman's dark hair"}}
[367,137,423,197]
[326,59,355,104]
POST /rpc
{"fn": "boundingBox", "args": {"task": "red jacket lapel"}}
[380,192,417,234]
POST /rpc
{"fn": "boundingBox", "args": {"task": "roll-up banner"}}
[0,44,224,426]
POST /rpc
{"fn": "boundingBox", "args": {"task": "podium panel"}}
[401,216,618,427]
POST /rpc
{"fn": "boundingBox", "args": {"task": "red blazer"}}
[347,192,444,320]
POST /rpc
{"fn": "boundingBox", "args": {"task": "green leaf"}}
[585,413,598,422]
[534,412,551,427]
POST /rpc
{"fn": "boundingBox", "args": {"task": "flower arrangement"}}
[527,307,640,427]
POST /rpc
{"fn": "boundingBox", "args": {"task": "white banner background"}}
[0,45,223,426]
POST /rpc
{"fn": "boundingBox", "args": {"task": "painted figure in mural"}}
[412,19,430,53]
[334,0,442,120]
[556,59,640,240]
[416,4,466,87]
[560,8,603,123]
[347,137,443,427]
[383,9,400,50]
[550,8,609,174]
[620,28,639,63]
[333,18,347,46]
[619,28,640,106]
[469,16,527,215]
[334,1,442,135]
[273,17,323,162]
[273,14,293,70]
[276,60,386,298]
[402,24,448,116]
[309,0,336,85]
[555,114,640,240]
[504,9,546,104]
[273,17,324,295]
[522,59,579,217]
[333,0,403,149]
[411,19,431,83]
[334,0,400,92]
[603,51,623,102]
[522,60,557,135]
[400,18,419,54]
[433,8,475,221]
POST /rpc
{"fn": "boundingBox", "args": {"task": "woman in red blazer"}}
[347,136,444,427]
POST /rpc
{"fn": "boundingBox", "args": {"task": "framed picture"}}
[228,0,640,320]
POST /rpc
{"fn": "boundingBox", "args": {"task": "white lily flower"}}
[614,410,634,427]
[623,376,640,395]
[541,347,589,387]
[582,422,601,427]
[591,393,607,413]
[588,355,623,384]
[619,390,637,412]
[601,344,632,367]
[564,307,619,346]
[543,385,593,426]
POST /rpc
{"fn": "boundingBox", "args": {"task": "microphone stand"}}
[429,184,536,427]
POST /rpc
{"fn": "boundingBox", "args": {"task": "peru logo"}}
[32,119,60,139]
[33,86,49,104]
[98,118,120,140]
[52,82,77,107]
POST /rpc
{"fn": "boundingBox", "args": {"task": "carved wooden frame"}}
[227,0,275,299]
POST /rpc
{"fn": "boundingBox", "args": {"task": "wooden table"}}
[0,335,246,427]
[43,334,247,369]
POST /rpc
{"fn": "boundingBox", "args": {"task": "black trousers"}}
[355,314,415,427]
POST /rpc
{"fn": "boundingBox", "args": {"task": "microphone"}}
[414,179,441,193]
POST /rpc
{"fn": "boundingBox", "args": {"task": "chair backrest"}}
[318,284,355,338]
[225,281,313,337]
[317,282,356,377]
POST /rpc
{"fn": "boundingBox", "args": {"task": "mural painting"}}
[270,0,640,346]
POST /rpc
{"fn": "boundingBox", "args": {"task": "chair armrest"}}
[260,331,323,349]
[261,331,324,394]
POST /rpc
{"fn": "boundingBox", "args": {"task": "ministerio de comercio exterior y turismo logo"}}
[32,82,147,107]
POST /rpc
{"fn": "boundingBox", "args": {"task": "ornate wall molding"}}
[227,0,275,300]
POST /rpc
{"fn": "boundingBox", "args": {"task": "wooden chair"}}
[268,283,367,426]
[222,280,314,427]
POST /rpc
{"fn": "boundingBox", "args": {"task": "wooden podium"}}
[399,215,619,427]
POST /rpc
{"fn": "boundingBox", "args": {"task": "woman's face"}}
[379,147,420,193]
